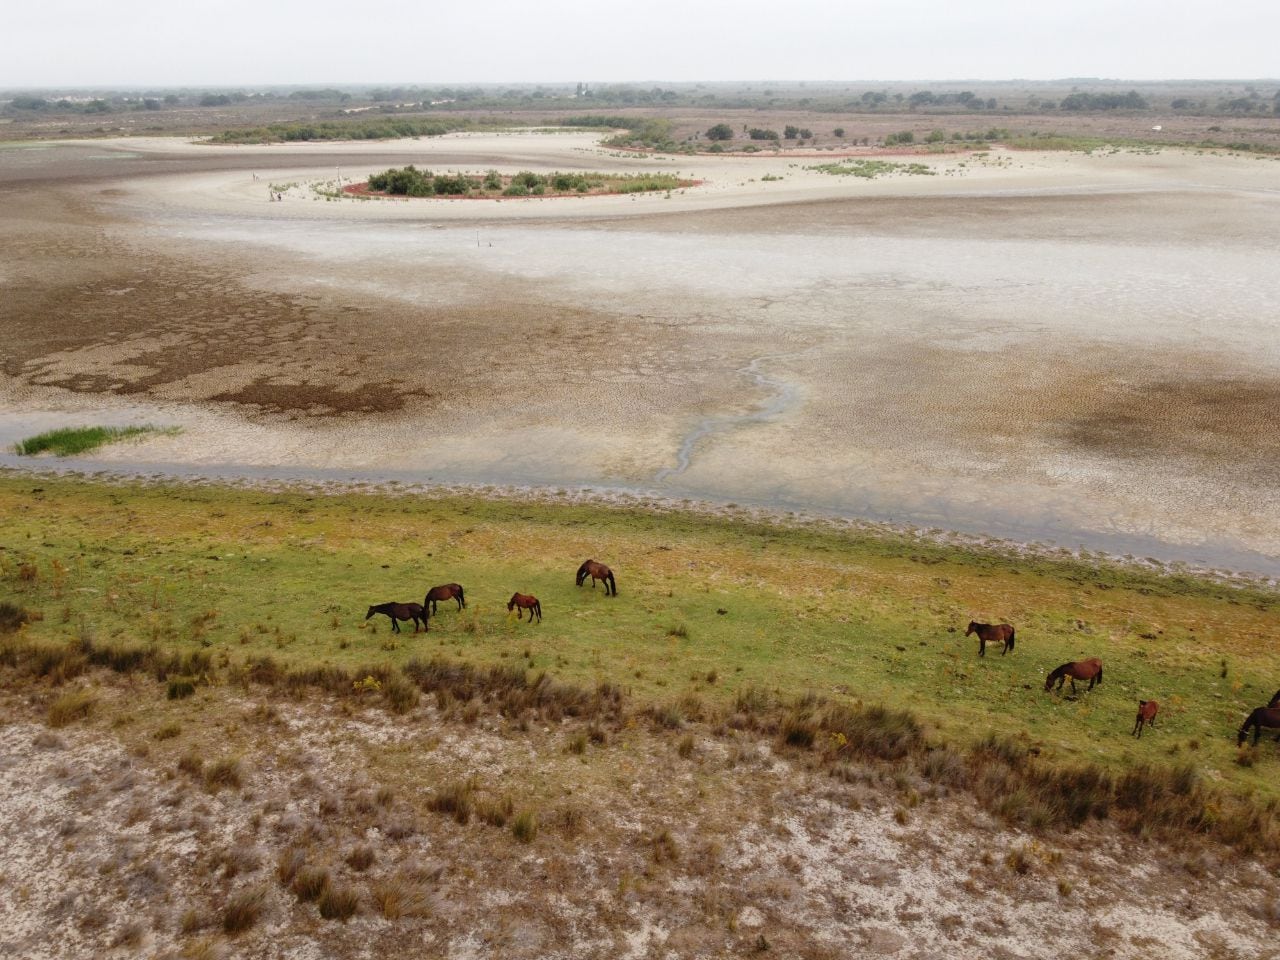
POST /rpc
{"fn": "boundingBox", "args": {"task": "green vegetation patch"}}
[13,425,174,457]
[363,165,686,199]
[1,474,1279,822]
[809,159,936,178]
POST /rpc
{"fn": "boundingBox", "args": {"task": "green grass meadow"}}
[2,474,1278,801]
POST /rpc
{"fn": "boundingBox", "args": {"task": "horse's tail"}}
[608,572,617,596]
[1096,662,1102,685]
[1007,627,1015,651]
[457,585,466,609]
[575,563,586,587]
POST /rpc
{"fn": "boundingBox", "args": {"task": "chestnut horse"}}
[423,583,466,615]
[1044,658,1102,695]
[1133,700,1158,738]
[507,593,542,623]
[966,621,1015,657]
[576,560,617,597]
[365,602,427,634]
[1238,706,1280,746]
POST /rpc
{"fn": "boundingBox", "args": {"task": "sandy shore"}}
[2,133,1278,574]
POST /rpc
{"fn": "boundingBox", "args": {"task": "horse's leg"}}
[979,636,986,658]
[391,617,400,634]
[1001,637,1009,656]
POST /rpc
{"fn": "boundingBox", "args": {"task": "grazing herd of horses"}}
[970,619,1280,748]
[365,559,615,633]
[361,587,1269,751]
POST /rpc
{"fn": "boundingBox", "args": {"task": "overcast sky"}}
[3,0,1278,88]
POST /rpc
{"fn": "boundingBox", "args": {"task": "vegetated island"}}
[346,165,697,199]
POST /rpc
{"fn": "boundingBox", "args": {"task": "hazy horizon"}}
[4,0,1279,88]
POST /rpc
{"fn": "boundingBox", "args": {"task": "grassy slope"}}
[2,474,1277,800]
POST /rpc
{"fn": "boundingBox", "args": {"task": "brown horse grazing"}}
[576,559,617,597]
[507,593,542,623]
[1133,700,1159,738]
[1238,707,1280,746]
[423,583,466,615]
[365,602,427,634]
[1045,658,1103,695]
[966,621,1015,657]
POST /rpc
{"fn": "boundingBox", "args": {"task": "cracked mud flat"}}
[0,134,1278,573]
[2,676,1278,960]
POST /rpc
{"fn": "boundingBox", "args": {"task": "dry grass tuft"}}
[291,866,331,902]
[511,809,538,843]
[477,795,515,828]
[317,883,360,921]
[0,601,33,633]
[47,687,96,727]
[222,886,267,935]
[346,844,376,872]
[204,757,243,792]
[154,721,182,741]
[428,777,477,824]
[650,827,679,864]
[110,920,146,948]
[275,847,305,886]
[371,875,433,919]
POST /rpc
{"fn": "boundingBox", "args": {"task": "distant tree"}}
[199,93,232,107]
[143,98,161,110]
[798,128,812,140]
[748,128,780,141]
[833,127,845,138]
[10,96,49,110]
[783,125,799,139]
[985,98,997,109]
[705,123,733,141]
[908,91,935,107]
[925,129,946,143]
[163,94,180,105]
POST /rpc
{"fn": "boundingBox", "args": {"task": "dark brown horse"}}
[365,602,427,634]
[423,583,466,615]
[966,621,1015,657]
[1133,700,1158,738]
[576,559,617,597]
[1045,658,1102,694]
[507,593,542,623]
[1238,706,1280,746]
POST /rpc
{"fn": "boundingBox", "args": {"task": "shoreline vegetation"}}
[193,112,1280,160]
[3,473,1279,856]
[13,425,176,457]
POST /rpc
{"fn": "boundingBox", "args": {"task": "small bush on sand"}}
[346,845,376,871]
[371,876,432,919]
[48,688,96,727]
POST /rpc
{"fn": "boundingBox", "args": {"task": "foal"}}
[507,593,542,623]
[1132,700,1158,738]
